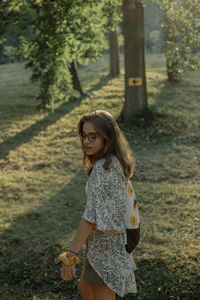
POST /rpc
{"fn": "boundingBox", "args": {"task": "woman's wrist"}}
[68,249,79,256]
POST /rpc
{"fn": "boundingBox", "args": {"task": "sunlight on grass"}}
[0,54,200,299]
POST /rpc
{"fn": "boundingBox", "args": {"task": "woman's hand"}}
[61,264,76,281]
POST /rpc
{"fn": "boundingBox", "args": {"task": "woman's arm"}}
[69,219,95,254]
[61,219,95,281]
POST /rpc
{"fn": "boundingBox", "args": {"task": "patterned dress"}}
[82,155,138,297]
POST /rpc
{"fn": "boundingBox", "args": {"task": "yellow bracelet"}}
[59,252,80,266]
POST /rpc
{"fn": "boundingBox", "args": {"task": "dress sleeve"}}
[82,159,126,232]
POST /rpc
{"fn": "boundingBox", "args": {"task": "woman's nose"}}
[83,136,90,143]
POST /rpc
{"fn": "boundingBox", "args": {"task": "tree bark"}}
[69,61,83,95]
[121,0,148,124]
[109,30,120,76]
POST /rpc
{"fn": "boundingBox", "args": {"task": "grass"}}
[0,53,200,300]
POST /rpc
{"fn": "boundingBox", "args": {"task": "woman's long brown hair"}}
[78,110,134,179]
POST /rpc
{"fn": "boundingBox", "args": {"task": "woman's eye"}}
[90,134,96,141]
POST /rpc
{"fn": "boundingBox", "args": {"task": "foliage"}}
[144,1,165,53]
[152,0,200,81]
[1,0,117,110]
[3,45,16,62]
[0,1,36,64]
[19,0,110,110]
[102,0,122,31]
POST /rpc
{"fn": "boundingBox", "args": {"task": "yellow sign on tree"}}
[128,78,143,86]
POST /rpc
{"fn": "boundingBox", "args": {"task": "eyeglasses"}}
[80,133,97,142]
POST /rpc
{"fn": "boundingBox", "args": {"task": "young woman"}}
[60,110,139,300]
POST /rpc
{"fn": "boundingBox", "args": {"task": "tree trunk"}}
[164,13,180,82]
[166,57,179,83]
[69,61,83,94]
[163,0,180,83]
[109,30,120,76]
[121,0,148,124]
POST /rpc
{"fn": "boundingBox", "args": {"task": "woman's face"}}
[82,122,105,156]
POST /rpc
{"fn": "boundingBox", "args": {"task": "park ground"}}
[0,54,200,300]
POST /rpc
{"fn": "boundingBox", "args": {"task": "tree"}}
[69,61,83,95]
[121,0,148,124]
[107,1,122,76]
[164,0,179,82]
[2,0,108,110]
[109,28,120,76]
[102,0,122,77]
[153,0,200,82]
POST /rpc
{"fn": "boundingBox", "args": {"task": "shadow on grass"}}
[1,74,199,299]
[0,75,112,161]
[117,258,200,300]
[0,98,81,160]
[84,74,115,96]
[0,168,86,300]
[1,166,199,300]
[146,79,200,146]
[118,78,199,145]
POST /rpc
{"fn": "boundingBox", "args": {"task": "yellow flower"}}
[128,185,133,196]
[133,198,138,210]
[130,216,138,226]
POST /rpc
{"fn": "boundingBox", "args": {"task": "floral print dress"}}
[82,155,138,297]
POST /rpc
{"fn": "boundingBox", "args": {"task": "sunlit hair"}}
[77,110,134,179]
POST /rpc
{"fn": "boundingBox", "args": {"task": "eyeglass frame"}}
[80,132,99,143]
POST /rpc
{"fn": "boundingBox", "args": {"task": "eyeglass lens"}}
[81,133,97,142]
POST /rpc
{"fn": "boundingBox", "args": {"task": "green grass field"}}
[0,54,200,300]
